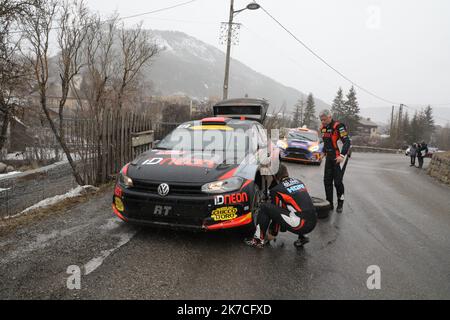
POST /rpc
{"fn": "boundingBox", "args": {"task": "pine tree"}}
[303,93,316,128]
[331,87,345,121]
[342,86,361,132]
[409,112,420,144]
[292,97,305,127]
[402,111,410,143]
[422,105,435,142]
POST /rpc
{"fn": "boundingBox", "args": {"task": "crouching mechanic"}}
[245,164,317,248]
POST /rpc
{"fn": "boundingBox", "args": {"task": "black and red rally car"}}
[112,98,280,232]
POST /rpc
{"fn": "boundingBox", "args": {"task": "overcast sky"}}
[86,0,450,117]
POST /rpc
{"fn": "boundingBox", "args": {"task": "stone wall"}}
[427,152,450,185]
[0,161,78,218]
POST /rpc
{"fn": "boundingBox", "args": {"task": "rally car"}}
[277,127,324,164]
[112,98,280,233]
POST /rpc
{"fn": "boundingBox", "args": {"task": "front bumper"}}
[280,148,323,162]
[112,184,253,231]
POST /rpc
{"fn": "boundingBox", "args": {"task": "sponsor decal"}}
[114,185,123,197]
[114,197,124,212]
[153,205,172,216]
[214,192,248,205]
[282,178,300,188]
[211,206,238,221]
[286,183,306,193]
[142,157,215,168]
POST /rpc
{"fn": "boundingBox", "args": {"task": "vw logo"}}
[157,183,170,196]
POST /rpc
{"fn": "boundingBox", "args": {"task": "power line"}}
[9,0,201,34]
[258,4,450,122]
[258,4,401,105]
[117,0,200,21]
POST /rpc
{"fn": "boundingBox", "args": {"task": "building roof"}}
[358,118,378,127]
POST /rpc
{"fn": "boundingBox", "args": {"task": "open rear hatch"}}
[213,98,269,123]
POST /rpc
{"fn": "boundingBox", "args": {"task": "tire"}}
[311,196,331,219]
[240,184,262,238]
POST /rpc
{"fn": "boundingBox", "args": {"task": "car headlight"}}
[308,145,320,152]
[201,177,244,194]
[119,173,134,188]
[277,140,288,149]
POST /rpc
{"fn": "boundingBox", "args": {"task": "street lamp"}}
[222,1,260,100]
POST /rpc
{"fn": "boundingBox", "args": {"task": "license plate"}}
[151,204,173,216]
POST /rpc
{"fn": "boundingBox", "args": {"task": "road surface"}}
[1,153,449,299]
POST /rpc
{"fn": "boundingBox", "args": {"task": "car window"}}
[288,131,318,142]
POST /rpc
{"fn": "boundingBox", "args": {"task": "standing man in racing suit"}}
[319,109,351,213]
[245,164,317,248]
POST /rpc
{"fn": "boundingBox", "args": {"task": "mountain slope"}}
[147,30,330,113]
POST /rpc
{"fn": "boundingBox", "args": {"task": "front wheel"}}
[240,184,262,238]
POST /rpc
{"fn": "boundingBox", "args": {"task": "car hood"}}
[127,149,242,183]
[287,139,317,148]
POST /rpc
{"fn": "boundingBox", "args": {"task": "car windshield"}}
[288,131,318,142]
[155,127,252,153]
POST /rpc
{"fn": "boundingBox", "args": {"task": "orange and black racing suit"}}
[255,177,317,241]
[320,120,351,205]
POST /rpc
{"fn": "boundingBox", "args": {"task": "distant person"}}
[410,143,417,167]
[319,109,351,213]
[417,141,428,169]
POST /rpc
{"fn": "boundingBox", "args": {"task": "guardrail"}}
[351,146,403,154]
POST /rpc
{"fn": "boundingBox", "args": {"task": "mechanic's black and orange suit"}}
[320,120,351,205]
[255,177,317,241]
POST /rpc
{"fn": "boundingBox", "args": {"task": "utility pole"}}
[398,104,403,144]
[390,105,394,136]
[223,0,234,100]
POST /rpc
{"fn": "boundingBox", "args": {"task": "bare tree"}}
[21,0,86,185]
[114,22,160,110]
[0,0,30,152]
[56,0,88,136]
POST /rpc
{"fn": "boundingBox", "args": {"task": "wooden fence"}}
[64,108,153,186]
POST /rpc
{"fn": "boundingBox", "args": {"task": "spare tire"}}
[311,196,331,219]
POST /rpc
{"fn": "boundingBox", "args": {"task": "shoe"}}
[336,200,344,213]
[244,237,264,248]
[327,200,334,211]
[294,235,309,248]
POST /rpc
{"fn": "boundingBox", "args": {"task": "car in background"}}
[277,127,324,165]
[405,145,441,158]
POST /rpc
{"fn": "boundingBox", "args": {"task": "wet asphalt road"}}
[0,153,449,299]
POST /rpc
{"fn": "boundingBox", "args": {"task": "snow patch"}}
[0,171,22,179]
[16,185,96,216]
